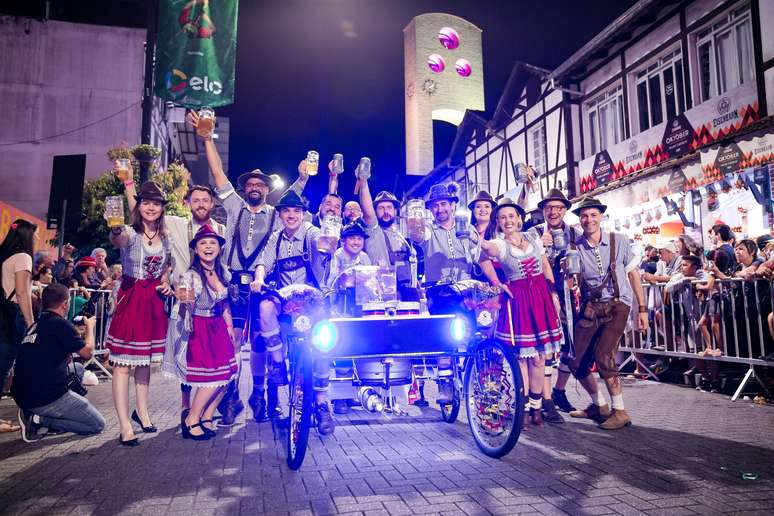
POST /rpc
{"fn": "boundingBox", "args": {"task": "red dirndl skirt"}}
[494,274,563,357]
[185,315,238,386]
[105,275,167,366]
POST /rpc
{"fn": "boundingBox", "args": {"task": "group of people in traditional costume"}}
[101,108,646,446]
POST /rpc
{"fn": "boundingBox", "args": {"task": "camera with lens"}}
[66,362,88,396]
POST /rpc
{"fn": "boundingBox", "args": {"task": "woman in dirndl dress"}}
[163,224,237,440]
[480,197,563,426]
[106,181,173,446]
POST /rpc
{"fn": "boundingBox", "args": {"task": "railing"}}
[68,288,113,378]
[620,277,772,401]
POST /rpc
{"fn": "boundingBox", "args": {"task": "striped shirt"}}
[258,222,328,287]
[418,222,479,284]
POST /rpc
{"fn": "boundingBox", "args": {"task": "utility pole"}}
[140,0,159,183]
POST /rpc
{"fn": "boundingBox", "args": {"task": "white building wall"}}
[624,15,680,67]
[761,0,774,62]
[545,108,565,170]
[686,0,726,26]
[0,18,145,219]
[580,56,621,97]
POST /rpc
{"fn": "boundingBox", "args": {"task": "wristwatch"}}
[638,306,648,313]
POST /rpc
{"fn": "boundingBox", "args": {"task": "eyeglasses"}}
[544,205,566,212]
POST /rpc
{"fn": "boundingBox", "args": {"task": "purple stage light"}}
[438,27,460,49]
[455,59,472,77]
[427,54,446,73]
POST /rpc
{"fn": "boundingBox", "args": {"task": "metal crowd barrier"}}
[620,277,772,401]
[68,287,113,378]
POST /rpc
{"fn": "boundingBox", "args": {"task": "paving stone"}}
[0,370,772,515]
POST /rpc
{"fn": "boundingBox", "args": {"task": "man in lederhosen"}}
[408,182,479,403]
[408,183,479,285]
[192,110,310,424]
[358,174,418,301]
[566,197,648,430]
[250,190,335,434]
[526,188,577,423]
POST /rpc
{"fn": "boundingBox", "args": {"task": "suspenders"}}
[571,230,621,302]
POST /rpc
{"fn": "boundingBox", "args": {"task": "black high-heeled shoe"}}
[131,410,157,433]
[200,419,217,437]
[118,432,140,447]
[181,421,211,441]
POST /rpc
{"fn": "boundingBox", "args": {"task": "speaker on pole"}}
[46,154,86,234]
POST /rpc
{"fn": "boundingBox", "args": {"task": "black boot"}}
[414,383,429,407]
[248,389,267,422]
[552,388,576,413]
[266,383,282,418]
[267,360,288,386]
[541,399,565,424]
[218,381,243,426]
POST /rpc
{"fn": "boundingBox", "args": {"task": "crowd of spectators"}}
[1,225,113,437]
[636,223,774,391]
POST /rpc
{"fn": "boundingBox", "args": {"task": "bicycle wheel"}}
[439,386,460,423]
[286,348,313,470]
[439,359,462,423]
[464,340,523,458]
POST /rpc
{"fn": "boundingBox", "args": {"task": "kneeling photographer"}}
[11,283,105,442]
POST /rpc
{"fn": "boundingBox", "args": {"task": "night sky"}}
[218,0,636,207]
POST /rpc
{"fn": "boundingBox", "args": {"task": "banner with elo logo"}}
[154,0,239,108]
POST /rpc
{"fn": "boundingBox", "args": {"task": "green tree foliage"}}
[67,145,190,262]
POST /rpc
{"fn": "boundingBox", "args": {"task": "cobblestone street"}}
[1,370,773,515]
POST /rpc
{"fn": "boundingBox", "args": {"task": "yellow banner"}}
[0,201,58,255]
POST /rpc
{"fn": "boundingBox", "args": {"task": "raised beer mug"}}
[105,196,125,228]
[306,150,319,176]
[332,153,344,175]
[318,214,342,253]
[356,157,371,180]
[454,210,470,239]
[115,158,132,182]
[565,249,581,275]
[551,229,567,251]
[196,108,215,138]
[406,199,425,233]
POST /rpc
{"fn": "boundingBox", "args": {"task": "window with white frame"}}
[635,49,686,132]
[586,86,624,155]
[695,5,755,103]
[527,122,546,175]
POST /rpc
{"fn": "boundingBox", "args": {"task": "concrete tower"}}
[404,14,484,176]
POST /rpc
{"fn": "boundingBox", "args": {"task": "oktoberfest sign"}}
[578,82,759,194]
[154,0,239,108]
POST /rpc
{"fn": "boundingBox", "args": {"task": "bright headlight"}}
[311,321,337,352]
[450,317,467,343]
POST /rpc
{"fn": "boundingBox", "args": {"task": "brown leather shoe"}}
[598,409,631,430]
[569,403,611,421]
[529,407,543,426]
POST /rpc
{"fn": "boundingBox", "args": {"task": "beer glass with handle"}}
[105,196,125,229]
[196,108,215,139]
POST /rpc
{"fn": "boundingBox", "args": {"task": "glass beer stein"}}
[105,196,125,228]
[318,214,342,253]
[306,150,319,176]
[196,108,215,138]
